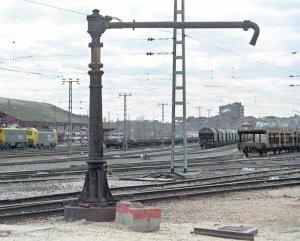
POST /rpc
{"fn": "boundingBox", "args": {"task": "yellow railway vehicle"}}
[0,127,58,150]
[0,128,28,150]
[27,128,57,148]
[27,127,38,148]
[36,129,58,148]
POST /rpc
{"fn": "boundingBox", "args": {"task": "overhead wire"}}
[0,66,47,76]
[9,2,300,90]
[157,29,300,75]
[23,0,87,15]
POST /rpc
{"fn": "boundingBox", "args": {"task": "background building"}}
[219,102,244,119]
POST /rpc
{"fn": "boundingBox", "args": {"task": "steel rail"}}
[0,157,299,182]
[0,174,299,221]
[1,166,299,206]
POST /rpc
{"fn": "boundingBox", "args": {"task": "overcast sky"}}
[1,0,300,122]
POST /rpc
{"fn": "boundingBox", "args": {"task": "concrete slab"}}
[64,205,116,222]
[218,225,258,235]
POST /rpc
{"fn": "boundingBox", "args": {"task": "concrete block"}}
[115,201,133,225]
[115,201,161,232]
[129,207,161,232]
[64,205,116,222]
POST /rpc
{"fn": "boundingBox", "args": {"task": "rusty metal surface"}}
[192,227,255,240]
[108,21,259,45]
[238,129,266,134]
[239,142,266,148]
[65,9,115,213]
[87,9,259,46]
[218,226,258,235]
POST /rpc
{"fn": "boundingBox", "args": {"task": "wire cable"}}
[23,0,87,15]
[157,29,300,75]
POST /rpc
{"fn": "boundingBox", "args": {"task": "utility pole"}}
[207,108,212,118]
[196,106,203,130]
[53,105,57,130]
[64,9,259,222]
[62,78,79,156]
[158,103,168,138]
[119,93,132,150]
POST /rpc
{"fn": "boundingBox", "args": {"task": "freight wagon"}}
[198,128,238,148]
[237,128,300,156]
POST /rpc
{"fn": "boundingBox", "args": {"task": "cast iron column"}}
[77,9,114,205]
[64,10,115,222]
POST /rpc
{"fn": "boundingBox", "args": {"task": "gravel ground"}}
[1,186,299,241]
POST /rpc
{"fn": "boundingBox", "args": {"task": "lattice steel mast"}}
[171,0,187,173]
[119,93,132,150]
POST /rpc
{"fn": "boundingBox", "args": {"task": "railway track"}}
[1,144,299,221]
[0,154,249,182]
[0,142,232,162]
[0,167,299,221]
[0,152,299,183]
[0,144,236,169]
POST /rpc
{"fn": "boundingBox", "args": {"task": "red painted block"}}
[116,201,132,213]
[129,208,161,219]
[115,201,162,232]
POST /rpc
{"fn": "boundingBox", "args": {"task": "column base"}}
[64,204,116,222]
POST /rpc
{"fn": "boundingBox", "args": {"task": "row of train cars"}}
[199,127,300,156]
[0,127,57,150]
[1,125,299,157]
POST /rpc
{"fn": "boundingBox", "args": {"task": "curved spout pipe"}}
[243,20,260,46]
[88,10,260,45]
[108,20,260,46]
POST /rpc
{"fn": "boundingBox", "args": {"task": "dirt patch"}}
[1,186,299,241]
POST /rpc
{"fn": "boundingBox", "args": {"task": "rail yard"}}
[1,0,300,240]
[0,142,299,240]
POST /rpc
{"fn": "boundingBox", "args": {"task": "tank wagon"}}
[198,128,238,148]
[237,128,300,156]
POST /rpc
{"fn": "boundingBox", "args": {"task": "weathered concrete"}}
[115,201,161,232]
[115,201,133,225]
[64,205,116,222]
